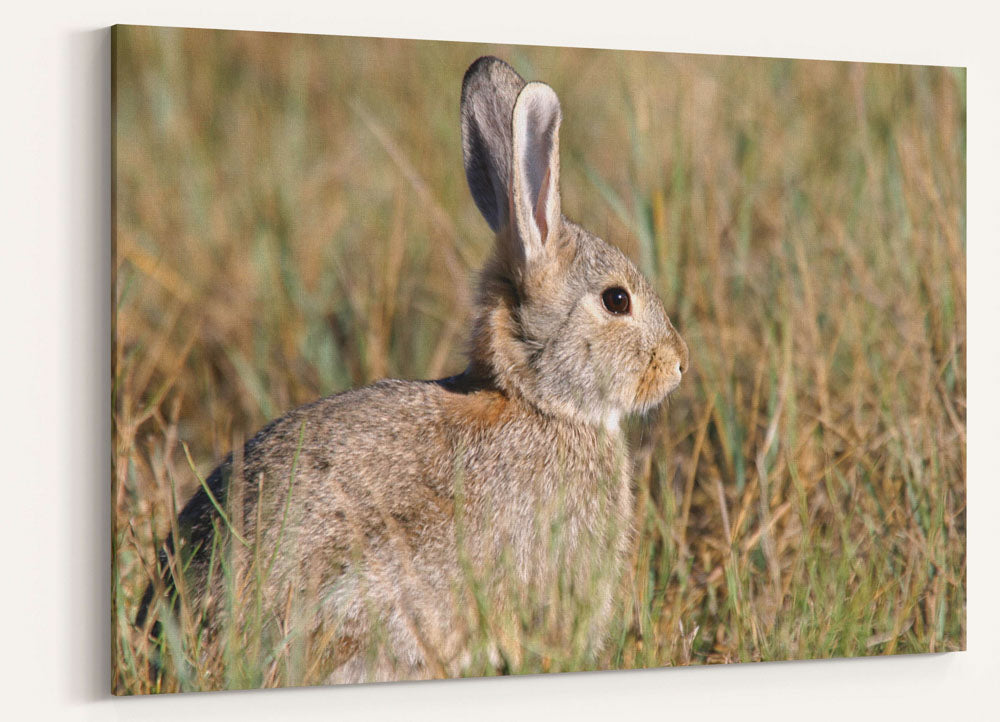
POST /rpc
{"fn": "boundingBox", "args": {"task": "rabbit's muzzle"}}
[634,327,689,408]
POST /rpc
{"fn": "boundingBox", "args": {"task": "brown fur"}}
[138,56,688,685]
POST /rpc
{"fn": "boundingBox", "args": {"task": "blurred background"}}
[113,25,965,690]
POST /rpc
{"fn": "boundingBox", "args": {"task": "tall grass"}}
[112,25,966,693]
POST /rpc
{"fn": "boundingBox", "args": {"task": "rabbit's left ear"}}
[510,82,563,267]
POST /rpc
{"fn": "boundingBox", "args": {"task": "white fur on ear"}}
[511,82,562,262]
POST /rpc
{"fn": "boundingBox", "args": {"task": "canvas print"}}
[112,25,966,694]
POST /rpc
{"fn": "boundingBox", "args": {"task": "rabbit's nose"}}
[671,326,689,375]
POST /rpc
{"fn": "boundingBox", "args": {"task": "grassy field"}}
[112,25,966,693]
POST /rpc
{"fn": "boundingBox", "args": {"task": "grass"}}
[112,25,966,693]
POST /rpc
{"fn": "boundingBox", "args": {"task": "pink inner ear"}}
[534,166,551,243]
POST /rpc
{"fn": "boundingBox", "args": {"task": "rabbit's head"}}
[461,57,688,430]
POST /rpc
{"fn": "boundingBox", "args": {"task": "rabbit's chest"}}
[462,427,633,585]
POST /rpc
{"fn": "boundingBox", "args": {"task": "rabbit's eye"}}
[601,287,631,315]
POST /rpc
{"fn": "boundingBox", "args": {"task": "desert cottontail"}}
[136,55,689,686]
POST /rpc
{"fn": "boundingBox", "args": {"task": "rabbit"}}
[135,55,689,687]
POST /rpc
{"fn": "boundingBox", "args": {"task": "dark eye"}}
[601,287,631,315]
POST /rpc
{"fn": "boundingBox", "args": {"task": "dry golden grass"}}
[112,25,965,693]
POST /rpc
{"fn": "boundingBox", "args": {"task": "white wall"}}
[1,1,996,720]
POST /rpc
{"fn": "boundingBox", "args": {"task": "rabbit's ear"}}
[510,82,563,266]
[461,57,526,233]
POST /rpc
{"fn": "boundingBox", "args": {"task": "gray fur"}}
[139,56,689,685]
[461,57,526,233]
